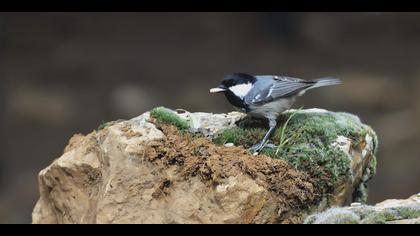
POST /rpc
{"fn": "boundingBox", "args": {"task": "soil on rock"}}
[146,119,318,223]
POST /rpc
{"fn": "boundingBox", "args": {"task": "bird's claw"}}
[249,144,263,155]
[249,143,276,155]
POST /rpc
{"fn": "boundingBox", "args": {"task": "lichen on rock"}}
[305,193,420,224]
[32,107,379,224]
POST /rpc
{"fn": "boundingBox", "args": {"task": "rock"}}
[305,193,420,224]
[224,143,234,148]
[304,208,361,224]
[32,107,378,224]
[386,217,420,224]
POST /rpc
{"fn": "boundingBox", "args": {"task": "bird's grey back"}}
[245,75,312,105]
[244,75,274,105]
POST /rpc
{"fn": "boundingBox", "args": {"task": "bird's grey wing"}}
[246,76,315,105]
[243,76,274,105]
[269,76,316,98]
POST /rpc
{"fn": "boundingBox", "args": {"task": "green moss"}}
[213,110,377,194]
[368,156,377,178]
[263,143,350,192]
[367,125,379,155]
[213,127,266,146]
[150,107,190,131]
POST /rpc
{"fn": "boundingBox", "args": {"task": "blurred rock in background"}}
[1,12,420,223]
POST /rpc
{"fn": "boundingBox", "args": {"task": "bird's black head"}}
[210,73,256,112]
[221,73,256,89]
[210,73,256,93]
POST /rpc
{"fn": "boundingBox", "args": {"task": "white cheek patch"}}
[229,83,252,98]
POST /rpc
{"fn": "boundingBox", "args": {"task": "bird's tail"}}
[308,77,341,90]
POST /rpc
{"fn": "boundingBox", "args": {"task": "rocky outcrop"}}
[32,107,378,224]
[305,193,420,224]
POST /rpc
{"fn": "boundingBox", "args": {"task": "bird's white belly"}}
[248,97,296,119]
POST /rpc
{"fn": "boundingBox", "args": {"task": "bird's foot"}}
[249,144,263,155]
[249,143,276,155]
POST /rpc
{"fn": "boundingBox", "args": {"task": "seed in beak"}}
[210,87,226,93]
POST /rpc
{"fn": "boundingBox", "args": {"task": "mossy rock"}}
[213,108,378,196]
[146,107,378,208]
[150,107,191,131]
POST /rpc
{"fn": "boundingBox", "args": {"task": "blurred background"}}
[1,12,420,223]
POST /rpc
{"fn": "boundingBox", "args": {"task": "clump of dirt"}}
[146,118,320,223]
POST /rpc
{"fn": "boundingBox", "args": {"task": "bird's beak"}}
[210,86,226,93]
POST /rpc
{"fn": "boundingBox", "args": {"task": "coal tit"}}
[210,73,341,154]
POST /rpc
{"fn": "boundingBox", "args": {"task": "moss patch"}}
[150,107,191,131]
[368,156,377,178]
[213,127,267,147]
[213,110,377,195]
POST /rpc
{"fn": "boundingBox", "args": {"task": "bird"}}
[210,73,341,154]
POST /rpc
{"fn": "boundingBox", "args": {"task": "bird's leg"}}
[250,119,277,154]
